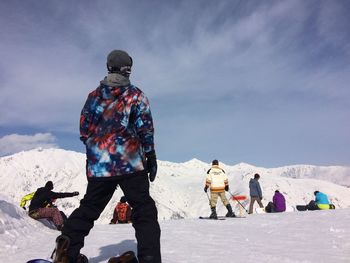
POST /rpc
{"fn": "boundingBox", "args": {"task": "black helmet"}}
[107,50,133,77]
[45,181,54,190]
[120,196,127,203]
[212,159,219,165]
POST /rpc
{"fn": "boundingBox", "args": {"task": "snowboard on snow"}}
[199,216,245,220]
[26,260,52,263]
[255,206,296,214]
[296,204,336,211]
[296,205,308,211]
[199,216,225,220]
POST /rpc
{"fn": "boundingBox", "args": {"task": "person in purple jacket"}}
[265,190,286,213]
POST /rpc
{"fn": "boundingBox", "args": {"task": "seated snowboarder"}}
[306,191,334,210]
[248,173,264,214]
[110,196,132,224]
[265,190,286,213]
[28,181,79,230]
[204,159,235,219]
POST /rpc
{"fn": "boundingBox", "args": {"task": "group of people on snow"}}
[203,159,334,218]
[19,49,337,263]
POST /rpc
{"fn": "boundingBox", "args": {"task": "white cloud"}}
[0,133,58,156]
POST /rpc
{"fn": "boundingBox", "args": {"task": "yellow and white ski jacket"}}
[205,165,228,193]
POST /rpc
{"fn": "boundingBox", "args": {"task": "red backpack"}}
[116,202,131,223]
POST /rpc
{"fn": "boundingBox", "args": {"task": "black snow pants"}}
[61,172,161,263]
[306,200,320,211]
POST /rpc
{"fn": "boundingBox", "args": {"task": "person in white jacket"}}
[204,160,235,219]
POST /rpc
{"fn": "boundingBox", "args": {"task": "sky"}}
[0,0,349,167]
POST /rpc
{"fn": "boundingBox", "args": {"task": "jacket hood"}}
[100,72,130,87]
[97,83,128,100]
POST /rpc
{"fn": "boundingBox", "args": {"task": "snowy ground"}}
[1,149,350,262]
[1,195,350,263]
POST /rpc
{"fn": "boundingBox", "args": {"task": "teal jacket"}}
[315,192,329,205]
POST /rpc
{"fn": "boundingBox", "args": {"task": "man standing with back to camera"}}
[52,50,161,263]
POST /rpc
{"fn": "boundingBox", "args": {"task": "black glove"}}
[80,136,87,145]
[145,150,157,182]
[22,206,26,210]
[225,185,229,191]
[204,186,208,193]
[72,191,79,196]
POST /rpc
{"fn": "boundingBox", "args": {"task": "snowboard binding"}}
[108,251,138,263]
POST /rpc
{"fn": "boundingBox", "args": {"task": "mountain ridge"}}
[1,148,350,223]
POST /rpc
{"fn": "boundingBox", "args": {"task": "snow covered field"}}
[1,195,350,263]
[1,148,350,262]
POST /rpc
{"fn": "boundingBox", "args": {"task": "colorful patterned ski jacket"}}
[80,83,155,180]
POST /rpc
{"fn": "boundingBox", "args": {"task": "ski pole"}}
[229,191,248,213]
[205,191,211,206]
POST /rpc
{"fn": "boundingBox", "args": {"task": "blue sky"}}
[0,0,349,167]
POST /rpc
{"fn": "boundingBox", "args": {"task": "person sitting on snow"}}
[204,159,235,219]
[110,196,132,224]
[28,181,79,230]
[306,191,332,210]
[265,190,286,213]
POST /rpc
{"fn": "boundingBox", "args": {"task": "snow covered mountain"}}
[0,148,350,224]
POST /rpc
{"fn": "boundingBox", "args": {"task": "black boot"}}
[209,207,217,219]
[52,235,70,263]
[225,204,236,217]
[77,254,89,263]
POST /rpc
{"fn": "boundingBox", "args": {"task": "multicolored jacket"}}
[205,165,228,193]
[80,83,155,180]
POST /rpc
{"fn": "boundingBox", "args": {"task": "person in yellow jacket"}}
[204,159,235,219]
[20,192,36,210]
[20,191,57,210]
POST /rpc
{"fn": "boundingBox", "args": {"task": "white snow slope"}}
[1,194,350,263]
[1,148,350,262]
